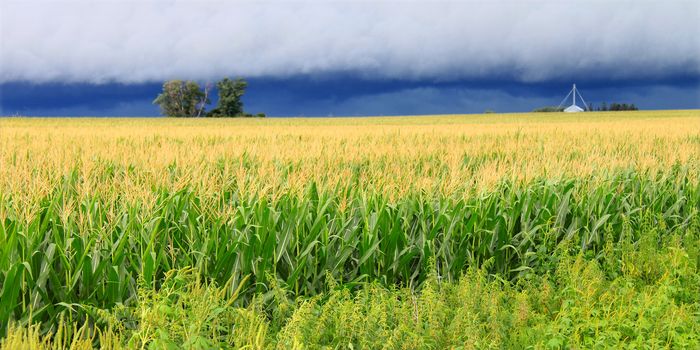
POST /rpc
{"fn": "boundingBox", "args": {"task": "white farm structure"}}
[558,84,588,112]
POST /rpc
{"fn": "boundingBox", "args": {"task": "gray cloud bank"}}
[2,0,699,84]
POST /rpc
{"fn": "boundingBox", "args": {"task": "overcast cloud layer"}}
[2,0,699,84]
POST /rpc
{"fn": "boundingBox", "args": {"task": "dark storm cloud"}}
[0,82,162,116]
[239,78,700,116]
[3,77,698,116]
[1,0,699,84]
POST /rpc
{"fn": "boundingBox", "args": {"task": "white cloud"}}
[1,0,699,83]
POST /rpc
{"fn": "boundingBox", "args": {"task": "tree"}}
[153,80,209,117]
[197,83,213,117]
[595,102,638,112]
[208,78,247,117]
[533,106,564,112]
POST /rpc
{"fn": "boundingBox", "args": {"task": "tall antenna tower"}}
[557,84,589,112]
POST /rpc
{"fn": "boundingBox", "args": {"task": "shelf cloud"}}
[2,0,699,84]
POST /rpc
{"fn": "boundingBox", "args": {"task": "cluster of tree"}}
[153,78,265,118]
[533,102,639,113]
[589,102,638,111]
[532,106,564,112]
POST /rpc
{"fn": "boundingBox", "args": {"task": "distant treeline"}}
[153,78,266,118]
[533,106,565,112]
[533,102,639,112]
[591,102,639,111]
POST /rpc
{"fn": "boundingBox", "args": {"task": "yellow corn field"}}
[2,110,698,201]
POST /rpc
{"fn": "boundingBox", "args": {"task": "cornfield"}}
[1,110,699,348]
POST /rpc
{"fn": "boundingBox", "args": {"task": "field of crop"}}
[1,110,699,348]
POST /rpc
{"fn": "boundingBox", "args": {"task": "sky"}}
[1,0,699,116]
